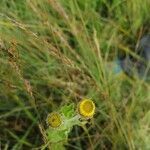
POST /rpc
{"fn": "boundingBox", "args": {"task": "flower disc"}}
[46,112,62,128]
[78,99,95,118]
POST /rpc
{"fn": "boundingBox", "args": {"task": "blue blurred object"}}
[113,60,123,74]
[117,35,150,80]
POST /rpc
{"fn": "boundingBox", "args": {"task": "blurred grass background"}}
[0,0,150,149]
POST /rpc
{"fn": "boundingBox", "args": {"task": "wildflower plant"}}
[45,99,96,150]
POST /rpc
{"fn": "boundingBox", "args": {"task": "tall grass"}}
[0,0,149,149]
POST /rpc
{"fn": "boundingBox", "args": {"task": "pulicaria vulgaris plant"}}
[45,99,96,150]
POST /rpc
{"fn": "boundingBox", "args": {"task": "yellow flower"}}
[78,99,95,118]
[46,112,62,128]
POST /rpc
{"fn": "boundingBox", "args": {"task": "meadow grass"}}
[0,0,150,149]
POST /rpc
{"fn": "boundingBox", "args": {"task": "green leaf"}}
[47,129,68,143]
[51,143,65,150]
[60,103,76,119]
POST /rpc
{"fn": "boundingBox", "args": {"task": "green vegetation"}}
[0,0,149,149]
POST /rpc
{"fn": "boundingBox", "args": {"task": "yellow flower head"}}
[78,99,95,118]
[46,112,62,128]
